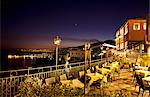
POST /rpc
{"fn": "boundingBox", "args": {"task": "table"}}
[135,70,150,77]
[85,73,107,92]
[60,79,84,88]
[104,66,111,69]
[142,76,150,85]
[143,76,150,82]
[104,63,120,73]
[135,66,148,70]
[86,72,107,85]
[96,68,111,75]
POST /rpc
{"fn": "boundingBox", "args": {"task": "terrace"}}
[1,52,150,97]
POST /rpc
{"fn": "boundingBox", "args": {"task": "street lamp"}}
[85,43,91,67]
[100,46,104,61]
[54,36,61,70]
[84,43,91,94]
[106,47,109,65]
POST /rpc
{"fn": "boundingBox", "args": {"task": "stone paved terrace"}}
[85,69,150,97]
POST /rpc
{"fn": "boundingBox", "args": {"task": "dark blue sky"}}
[1,0,149,49]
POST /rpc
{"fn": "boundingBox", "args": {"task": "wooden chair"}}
[45,77,56,85]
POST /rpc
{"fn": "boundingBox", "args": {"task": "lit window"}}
[143,23,146,30]
[124,24,128,35]
[133,23,140,30]
[125,42,128,49]
[120,28,124,36]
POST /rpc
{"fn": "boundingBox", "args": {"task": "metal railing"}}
[0,58,110,97]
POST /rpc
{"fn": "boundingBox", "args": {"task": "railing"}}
[0,58,111,97]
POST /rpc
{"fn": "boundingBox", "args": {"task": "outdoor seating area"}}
[17,58,150,97]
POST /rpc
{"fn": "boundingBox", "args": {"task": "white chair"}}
[45,77,56,85]
[60,74,67,81]
[87,69,91,74]
[79,71,85,78]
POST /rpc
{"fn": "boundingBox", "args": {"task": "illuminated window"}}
[125,42,128,49]
[133,23,140,30]
[120,43,124,49]
[143,23,146,30]
[120,28,124,36]
[124,24,128,35]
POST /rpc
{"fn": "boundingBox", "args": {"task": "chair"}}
[138,75,150,96]
[90,75,104,89]
[45,77,56,85]
[60,74,67,81]
[132,67,136,82]
[135,74,140,89]
[99,64,103,68]
[79,70,90,84]
[107,73,112,82]
[79,71,85,83]
[148,66,150,71]
[79,71,85,78]
[96,65,99,69]
[87,69,91,74]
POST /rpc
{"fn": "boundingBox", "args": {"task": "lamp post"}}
[85,43,91,68]
[84,43,90,94]
[106,47,109,65]
[100,46,104,61]
[54,36,61,71]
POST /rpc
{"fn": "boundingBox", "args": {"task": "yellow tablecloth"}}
[103,62,120,73]
[135,66,148,70]
[86,72,107,86]
[142,76,150,85]
[60,79,84,88]
[143,76,150,82]
[96,68,111,75]
[110,62,120,72]
[136,70,150,77]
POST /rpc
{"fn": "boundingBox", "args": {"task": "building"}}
[69,48,85,62]
[115,18,147,51]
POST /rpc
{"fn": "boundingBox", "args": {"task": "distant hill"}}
[66,39,115,49]
[104,40,115,45]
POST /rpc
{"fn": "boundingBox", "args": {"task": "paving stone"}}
[86,69,143,96]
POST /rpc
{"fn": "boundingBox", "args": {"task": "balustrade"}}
[0,58,108,97]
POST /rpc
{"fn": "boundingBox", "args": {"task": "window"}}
[120,28,124,36]
[143,23,146,30]
[133,23,140,30]
[125,41,128,49]
[124,24,128,35]
[120,43,124,49]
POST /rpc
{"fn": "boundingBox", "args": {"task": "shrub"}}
[19,76,84,97]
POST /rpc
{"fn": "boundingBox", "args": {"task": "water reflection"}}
[2,54,54,71]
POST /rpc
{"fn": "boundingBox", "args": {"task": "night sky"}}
[1,0,149,49]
